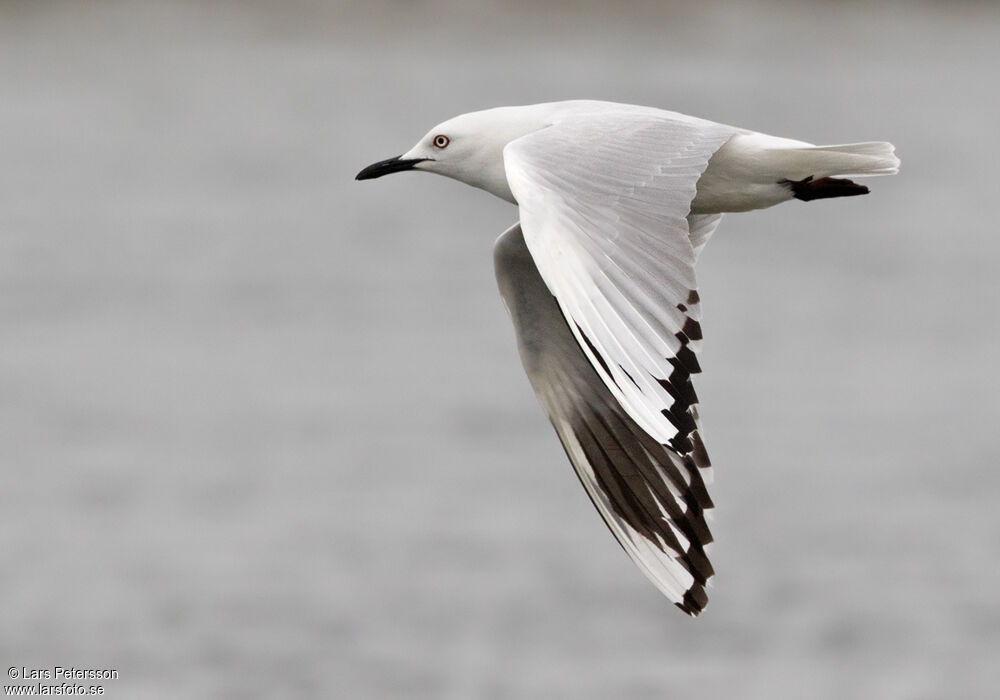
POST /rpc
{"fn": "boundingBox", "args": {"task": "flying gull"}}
[356,100,899,615]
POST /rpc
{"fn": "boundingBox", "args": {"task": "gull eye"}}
[432,134,450,149]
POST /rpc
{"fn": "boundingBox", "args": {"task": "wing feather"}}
[504,108,733,446]
[495,224,716,614]
[495,107,736,611]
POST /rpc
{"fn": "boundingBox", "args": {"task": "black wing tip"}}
[674,586,709,616]
[681,317,703,342]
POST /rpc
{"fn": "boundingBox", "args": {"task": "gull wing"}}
[495,224,714,615]
[501,109,736,612]
[688,213,725,260]
[504,108,734,449]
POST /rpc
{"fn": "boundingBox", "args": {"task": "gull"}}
[356,100,899,615]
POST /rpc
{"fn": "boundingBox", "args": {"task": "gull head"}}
[355,105,553,203]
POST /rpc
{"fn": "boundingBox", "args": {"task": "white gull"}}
[357,100,899,615]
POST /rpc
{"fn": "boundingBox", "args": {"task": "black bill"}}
[355,156,429,181]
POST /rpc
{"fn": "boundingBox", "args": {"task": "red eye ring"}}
[432,134,450,149]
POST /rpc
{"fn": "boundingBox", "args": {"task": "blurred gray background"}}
[2,0,998,698]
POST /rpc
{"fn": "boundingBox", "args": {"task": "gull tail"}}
[692,136,899,213]
[768,141,899,178]
[771,141,899,202]
[790,141,899,175]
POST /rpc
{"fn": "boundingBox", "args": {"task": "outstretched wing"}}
[504,108,733,449]
[496,224,713,615]
[501,108,735,612]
